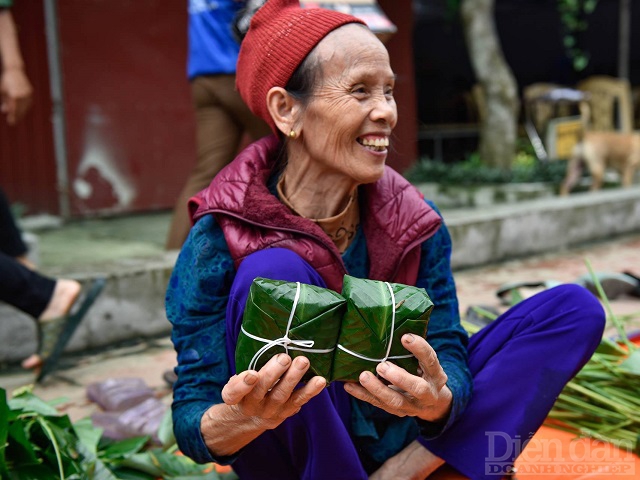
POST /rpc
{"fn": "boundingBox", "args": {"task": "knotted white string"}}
[245,282,334,371]
[337,282,413,363]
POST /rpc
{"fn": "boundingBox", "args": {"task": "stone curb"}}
[3,187,640,363]
[0,252,178,364]
[446,186,640,269]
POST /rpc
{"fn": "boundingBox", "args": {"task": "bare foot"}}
[370,440,445,480]
[21,279,82,370]
[21,353,41,369]
[39,279,81,321]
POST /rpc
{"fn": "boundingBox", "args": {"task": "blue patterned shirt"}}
[166,201,472,466]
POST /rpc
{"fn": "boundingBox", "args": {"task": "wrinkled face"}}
[296,24,397,184]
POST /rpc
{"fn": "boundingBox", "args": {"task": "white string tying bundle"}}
[244,282,335,371]
[337,282,413,363]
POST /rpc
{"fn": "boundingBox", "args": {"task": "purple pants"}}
[225,249,605,480]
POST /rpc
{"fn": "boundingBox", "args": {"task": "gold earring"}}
[289,130,297,139]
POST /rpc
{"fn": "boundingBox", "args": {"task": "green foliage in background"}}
[557,0,599,71]
[548,260,640,452]
[444,0,599,71]
[0,385,237,480]
[404,151,568,186]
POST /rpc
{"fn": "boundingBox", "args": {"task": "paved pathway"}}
[455,233,640,333]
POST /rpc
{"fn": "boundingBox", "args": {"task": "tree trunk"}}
[618,0,630,80]
[461,0,519,169]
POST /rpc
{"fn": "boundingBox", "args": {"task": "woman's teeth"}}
[358,137,389,152]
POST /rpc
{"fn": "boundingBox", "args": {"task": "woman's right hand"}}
[201,353,326,457]
[221,353,327,430]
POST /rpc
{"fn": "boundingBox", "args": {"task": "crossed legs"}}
[224,249,605,479]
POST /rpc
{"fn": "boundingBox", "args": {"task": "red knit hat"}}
[236,0,366,134]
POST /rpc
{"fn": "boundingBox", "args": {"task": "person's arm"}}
[167,215,325,463]
[166,214,243,463]
[412,202,473,436]
[0,8,32,125]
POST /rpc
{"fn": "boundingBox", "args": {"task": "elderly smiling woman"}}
[165,1,605,478]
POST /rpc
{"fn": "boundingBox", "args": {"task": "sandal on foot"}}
[465,305,501,328]
[36,277,106,382]
[621,271,640,298]
[574,272,638,300]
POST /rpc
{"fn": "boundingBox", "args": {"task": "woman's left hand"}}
[343,333,452,423]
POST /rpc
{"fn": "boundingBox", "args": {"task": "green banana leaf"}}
[236,277,346,381]
[332,275,433,382]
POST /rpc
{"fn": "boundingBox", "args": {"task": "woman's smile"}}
[356,134,390,153]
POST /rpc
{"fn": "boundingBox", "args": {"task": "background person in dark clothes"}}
[0,3,104,381]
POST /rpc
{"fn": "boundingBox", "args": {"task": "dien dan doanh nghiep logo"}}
[485,431,636,476]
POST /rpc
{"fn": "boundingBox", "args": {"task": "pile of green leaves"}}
[0,385,236,479]
[404,154,568,186]
[558,0,599,71]
[549,334,640,451]
[464,261,640,454]
[547,262,640,452]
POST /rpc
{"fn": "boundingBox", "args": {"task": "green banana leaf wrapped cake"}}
[236,277,346,382]
[332,275,433,382]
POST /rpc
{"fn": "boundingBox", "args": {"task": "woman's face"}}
[295,25,397,185]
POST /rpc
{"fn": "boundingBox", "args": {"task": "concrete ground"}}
[23,211,171,272]
[455,232,640,327]
[1,229,639,424]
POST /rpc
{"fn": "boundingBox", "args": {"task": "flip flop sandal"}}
[496,280,562,306]
[574,272,638,300]
[36,277,106,382]
[465,305,501,328]
[621,271,640,298]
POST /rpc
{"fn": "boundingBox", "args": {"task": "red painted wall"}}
[379,0,418,173]
[0,1,417,217]
[0,1,58,215]
[57,0,195,216]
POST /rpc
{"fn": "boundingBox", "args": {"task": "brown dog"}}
[560,131,640,195]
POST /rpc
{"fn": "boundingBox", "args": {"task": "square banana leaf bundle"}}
[235,277,346,381]
[332,275,433,382]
